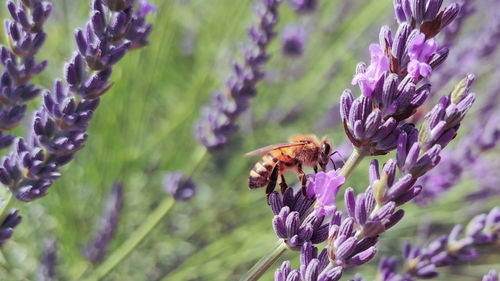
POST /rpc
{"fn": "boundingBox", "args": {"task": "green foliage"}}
[0,1,499,281]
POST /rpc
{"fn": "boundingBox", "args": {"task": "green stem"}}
[0,192,13,221]
[84,197,175,281]
[82,148,209,281]
[338,146,368,178]
[240,147,368,280]
[239,240,288,281]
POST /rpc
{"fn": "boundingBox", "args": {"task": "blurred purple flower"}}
[483,270,499,281]
[163,171,196,201]
[412,151,462,205]
[407,33,437,78]
[39,238,57,281]
[138,0,157,18]
[84,182,124,264]
[193,0,283,150]
[0,209,21,247]
[289,0,318,14]
[376,207,500,280]
[307,169,345,216]
[282,25,306,58]
[351,44,389,97]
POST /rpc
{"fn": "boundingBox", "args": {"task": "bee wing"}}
[244,142,306,157]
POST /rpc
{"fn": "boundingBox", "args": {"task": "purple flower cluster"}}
[84,182,124,264]
[259,1,481,279]
[0,0,155,202]
[0,0,52,150]
[275,242,343,281]
[163,171,196,201]
[193,0,282,150]
[375,207,500,280]
[307,169,345,217]
[413,77,498,204]
[269,188,329,249]
[342,0,459,156]
[273,71,476,280]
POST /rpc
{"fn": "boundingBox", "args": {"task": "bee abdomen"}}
[248,154,278,189]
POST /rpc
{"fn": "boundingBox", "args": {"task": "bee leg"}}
[266,163,280,204]
[313,165,318,174]
[297,164,308,197]
[279,174,288,194]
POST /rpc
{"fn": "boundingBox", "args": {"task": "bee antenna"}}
[329,150,345,170]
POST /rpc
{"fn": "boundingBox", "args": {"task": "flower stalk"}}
[84,197,175,281]
[240,240,288,281]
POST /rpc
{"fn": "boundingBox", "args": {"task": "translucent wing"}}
[244,142,306,157]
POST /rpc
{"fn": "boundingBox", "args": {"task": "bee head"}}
[319,137,332,171]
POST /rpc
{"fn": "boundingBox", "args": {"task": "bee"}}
[245,134,333,200]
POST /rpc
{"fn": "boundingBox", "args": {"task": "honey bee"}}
[245,134,333,200]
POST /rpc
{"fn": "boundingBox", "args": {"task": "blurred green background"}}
[0,0,499,280]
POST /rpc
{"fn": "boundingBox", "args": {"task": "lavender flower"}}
[0,0,154,201]
[306,169,345,216]
[342,0,457,156]
[283,75,476,280]
[407,33,437,78]
[418,74,475,151]
[282,25,306,58]
[393,0,460,32]
[351,44,389,97]
[289,0,318,14]
[483,271,499,281]
[442,0,475,44]
[39,238,57,281]
[0,0,52,149]
[376,207,500,280]
[163,171,196,201]
[0,209,22,247]
[269,189,328,249]
[251,1,478,280]
[193,0,282,150]
[275,242,343,281]
[84,182,124,264]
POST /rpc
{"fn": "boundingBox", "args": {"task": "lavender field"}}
[0,0,499,280]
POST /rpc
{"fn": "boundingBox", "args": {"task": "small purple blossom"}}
[289,0,318,14]
[307,170,345,216]
[163,171,196,201]
[138,0,157,18]
[282,25,306,58]
[0,209,21,247]
[483,270,499,281]
[351,44,389,97]
[407,33,437,78]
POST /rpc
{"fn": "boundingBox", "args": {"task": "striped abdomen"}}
[248,153,278,189]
